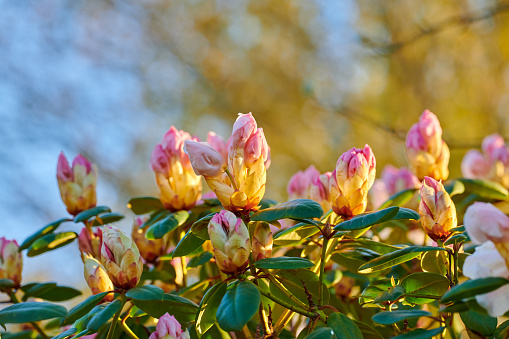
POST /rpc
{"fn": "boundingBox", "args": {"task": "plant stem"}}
[9,291,49,339]
[318,235,329,308]
[118,303,139,339]
[249,259,271,336]
[106,291,126,339]
[225,168,238,191]
[258,287,325,322]
[453,249,460,285]
[267,274,309,310]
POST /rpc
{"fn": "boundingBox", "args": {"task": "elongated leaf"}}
[421,250,447,275]
[273,224,320,246]
[495,320,509,339]
[251,199,324,222]
[63,292,110,325]
[379,189,418,209]
[27,232,77,257]
[216,280,261,332]
[392,327,445,339]
[335,207,398,231]
[270,269,329,306]
[22,283,81,302]
[441,277,509,303]
[358,246,446,274]
[74,206,111,223]
[21,282,56,301]
[146,211,189,240]
[20,218,72,251]
[132,293,198,323]
[305,328,336,339]
[401,272,450,304]
[460,310,497,337]
[328,313,363,339]
[52,327,77,339]
[127,197,165,215]
[254,257,314,270]
[191,213,217,240]
[373,285,406,303]
[0,302,67,324]
[187,252,213,268]
[372,310,431,325]
[86,299,122,331]
[0,279,14,290]
[196,282,227,337]
[444,180,465,197]
[91,213,124,226]
[459,178,509,201]
[126,285,165,300]
[172,229,205,258]
[353,320,384,339]
[343,240,401,255]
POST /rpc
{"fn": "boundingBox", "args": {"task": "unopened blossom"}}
[57,152,98,216]
[149,313,190,339]
[207,132,228,162]
[309,172,333,212]
[405,110,450,180]
[287,165,321,200]
[252,222,273,261]
[418,177,457,242]
[463,241,509,317]
[78,227,102,259]
[100,226,143,290]
[381,165,421,196]
[83,254,114,302]
[183,141,226,177]
[368,179,390,210]
[0,238,22,287]
[329,145,376,219]
[151,127,202,211]
[131,216,165,263]
[461,150,490,179]
[189,113,270,212]
[208,210,251,274]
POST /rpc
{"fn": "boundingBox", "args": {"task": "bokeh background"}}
[2,0,509,301]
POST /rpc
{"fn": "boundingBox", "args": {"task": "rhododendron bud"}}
[463,241,509,317]
[207,132,228,161]
[0,238,22,287]
[200,113,268,212]
[208,210,251,274]
[131,216,165,263]
[252,222,272,261]
[287,165,321,200]
[78,227,102,259]
[57,152,98,216]
[330,145,376,219]
[418,177,457,241]
[405,110,450,180]
[183,140,226,177]
[151,127,202,211]
[368,179,390,210]
[461,150,490,179]
[381,165,420,196]
[482,134,506,158]
[309,172,333,212]
[149,313,190,339]
[83,254,114,302]
[100,226,143,290]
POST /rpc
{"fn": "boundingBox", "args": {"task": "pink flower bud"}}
[244,128,270,168]
[461,150,490,179]
[57,152,98,216]
[131,216,165,263]
[464,202,509,245]
[287,165,321,200]
[83,254,114,302]
[309,172,332,212]
[100,226,143,290]
[252,222,273,261]
[149,313,190,339]
[208,210,251,274]
[482,134,506,161]
[0,238,22,287]
[207,132,228,161]
[78,227,102,259]
[405,110,449,180]
[184,140,227,177]
[330,145,376,219]
[418,177,457,241]
[161,126,193,161]
[230,113,257,152]
[381,165,420,196]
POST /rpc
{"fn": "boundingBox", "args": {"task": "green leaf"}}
[270,269,329,306]
[187,252,214,268]
[335,207,419,232]
[259,199,278,209]
[305,328,336,339]
[379,189,418,209]
[358,246,446,274]
[1,330,38,339]
[126,285,165,300]
[458,178,509,201]
[372,310,431,325]
[131,293,198,324]
[441,277,509,303]
[22,283,81,302]
[216,280,261,332]
[196,282,227,337]
[373,285,406,303]
[444,233,468,246]
[327,313,363,339]
[127,197,165,215]
[0,302,67,324]
[21,283,57,301]
[495,319,509,339]
[74,206,111,223]
[86,299,122,331]
[421,250,447,275]
[63,292,110,326]
[254,257,314,270]
[91,212,124,226]
[401,272,450,304]
[353,320,384,339]
[343,240,402,255]
[251,199,324,222]
[273,224,320,246]
[191,213,217,240]
[52,327,77,339]
[146,211,189,240]
[392,327,445,339]
[27,232,77,257]
[444,180,465,197]
[19,218,72,251]
[0,279,14,290]
[460,310,497,337]
[172,229,205,258]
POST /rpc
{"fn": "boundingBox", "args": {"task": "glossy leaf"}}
[273,224,320,246]
[131,293,198,323]
[460,310,497,337]
[392,327,445,339]
[372,310,431,325]
[441,277,509,303]
[401,272,450,304]
[379,189,418,209]
[91,212,124,226]
[74,206,111,223]
[305,328,336,339]
[22,283,81,302]
[86,299,122,331]
[0,302,67,324]
[495,319,509,339]
[172,229,205,258]
[328,313,363,339]
[19,218,71,251]
[353,320,384,339]
[373,285,406,303]
[127,197,165,215]
[191,213,217,240]
[27,232,77,257]
[63,292,110,326]
[458,178,509,201]
[421,250,447,275]
[335,207,419,232]
[196,282,227,337]
[254,257,314,270]
[251,199,324,222]
[52,327,77,339]
[126,285,165,300]
[270,269,329,306]
[187,252,213,268]
[444,180,465,197]
[146,211,189,240]
[0,279,14,290]
[216,280,261,332]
